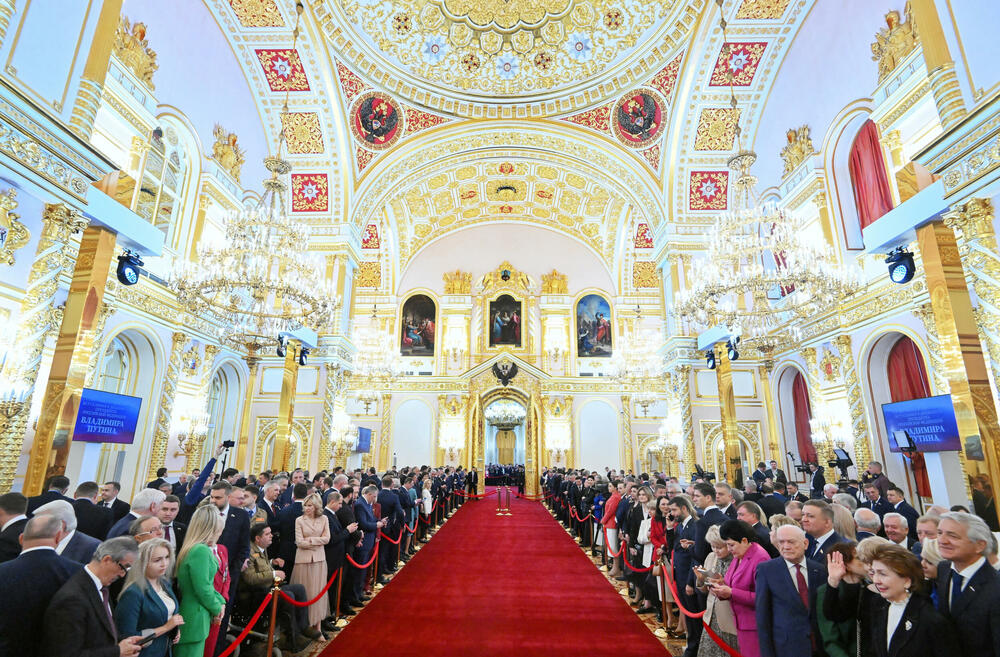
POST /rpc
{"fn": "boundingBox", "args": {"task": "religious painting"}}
[400,294,436,356]
[576,294,613,358]
[488,294,522,348]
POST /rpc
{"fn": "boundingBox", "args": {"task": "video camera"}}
[828,448,854,480]
[692,464,715,482]
[794,463,813,474]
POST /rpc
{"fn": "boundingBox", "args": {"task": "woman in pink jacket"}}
[708,520,771,657]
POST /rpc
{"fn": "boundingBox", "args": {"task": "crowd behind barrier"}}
[539,461,1000,657]
[0,444,478,657]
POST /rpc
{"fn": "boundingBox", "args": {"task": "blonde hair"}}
[920,538,943,567]
[832,504,857,541]
[768,514,799,531]
[423,480,431,490]
[119,538,173,600]
[176,505,225,573]
[855,535,891,564]
[302,493,323,518]
[705,524,724,547]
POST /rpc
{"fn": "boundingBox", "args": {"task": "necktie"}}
[951,572,964,610]
[795,564,809,609]
[164,524,171,542]
[100,586,115,632]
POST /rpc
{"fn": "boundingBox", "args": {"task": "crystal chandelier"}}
[545,422,571,460]
[609,306,662,415]
[485,400,526,430]
[673,150,861,356]
[172,3,337,352]
[351,308,402,413]
[329,407,357,452]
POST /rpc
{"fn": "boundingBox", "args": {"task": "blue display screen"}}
[355,426,372,453]
[882,394,961,453]
[74,388,143,444]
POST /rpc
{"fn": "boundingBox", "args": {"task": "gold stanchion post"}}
[265,576,281,657]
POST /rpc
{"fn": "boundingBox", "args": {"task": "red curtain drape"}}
[848,119,895,230]
[792,371,817,464]
[887,336,932,497]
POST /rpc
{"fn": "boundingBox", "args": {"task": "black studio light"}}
[116,250,144,286]
[298,347,310,366]
[276,335,287,358]
[705,349,716,370]
[727,336,740,361]
[885,246,915,284]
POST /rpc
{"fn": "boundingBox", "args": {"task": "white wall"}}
[392,399,434,468]
[577,400,620,471]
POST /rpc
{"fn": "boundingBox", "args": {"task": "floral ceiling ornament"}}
[338,0,671,98]
[256,49,310,92]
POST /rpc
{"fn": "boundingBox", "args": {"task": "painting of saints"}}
[400,294,436,356]
[489,294,522,348]
[576,294,613,357]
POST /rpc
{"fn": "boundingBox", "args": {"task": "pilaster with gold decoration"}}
[620,395,633,472]
[800,346,834,464]
[320,362,348,470]
[146,332,187,481]
[832,335,873,468]
[0,188,29,265]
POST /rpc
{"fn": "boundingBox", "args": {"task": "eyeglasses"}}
[115,560,132,575]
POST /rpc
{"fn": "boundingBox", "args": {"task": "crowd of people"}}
[543,461,1000,657]
[0,444,477,657]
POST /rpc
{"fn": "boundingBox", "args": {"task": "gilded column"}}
[318,363,346,471]
[914,303,952,395]
[759,360,782,461]
[801,346,834,464]
[620,395,634,473]
[378,393,391,470]
[908,0,967,130]
[145,332,187,481]
[25,226,117,493]
[671,365,696,476]
[83,300,116,387]
[235,353,260,472]
[714,346,743,486]
[69,0,125,139]
[833,335,873,468]
[273,341,299,472]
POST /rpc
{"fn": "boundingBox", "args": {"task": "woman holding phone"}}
[116,538,184,657]
[710,520,770,657]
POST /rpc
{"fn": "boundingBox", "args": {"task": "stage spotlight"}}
[705,349,716,370]
[727,337,740,361]
[116,250,144,286]
[885,247,915,284]
[276,335,287,358]
[298,347,310,366]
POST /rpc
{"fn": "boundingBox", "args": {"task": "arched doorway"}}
[777,365,816,470]
[866,332,932,499]
[202,361,244,468]
[484,398,526,465]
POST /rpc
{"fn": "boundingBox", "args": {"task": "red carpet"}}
[321,490,670,656]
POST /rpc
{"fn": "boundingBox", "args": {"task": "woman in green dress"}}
[174,506,227,657]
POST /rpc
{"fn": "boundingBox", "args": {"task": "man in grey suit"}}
[34,499,101,564]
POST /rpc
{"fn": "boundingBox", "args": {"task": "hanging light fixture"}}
[171,2,338,352]
[609,305,662,415]
[673,1,861,357]
[485,400,527,430]
[351,306,402,413]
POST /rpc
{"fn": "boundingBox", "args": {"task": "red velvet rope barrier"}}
[216,592,273,657]
[345,540,379,569]
[514,491,547,500]
[277,568,341,607]
[603,526,624,558]
[619,542,655,573]
[661,555,745,657]
[379,528,403,545]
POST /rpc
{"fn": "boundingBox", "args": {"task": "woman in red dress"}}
[202,541,230,657]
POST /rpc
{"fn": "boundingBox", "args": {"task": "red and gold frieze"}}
[689,171,729,211]
[639,142,662,171]
[634,222,653,248]
[336,60,369,102]
[255,49,309,92]
[649,52,683,100]
[735,0,792,20]
[709,42,767,87]
[562,103,613,133]
[229,0,283,27]
[362,223,380,249]
[403,106,449,135]
[290,173,328,212]
[356,146,375,172]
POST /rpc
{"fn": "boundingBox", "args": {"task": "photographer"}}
[178,443,231,524]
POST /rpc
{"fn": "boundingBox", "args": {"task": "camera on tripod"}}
[828,448,854,479]
[692,464,715,482]
[794,463,813,474]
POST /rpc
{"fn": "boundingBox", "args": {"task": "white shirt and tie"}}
[163,522,177,549]
[950,557,986,609]
[809,529,834,559]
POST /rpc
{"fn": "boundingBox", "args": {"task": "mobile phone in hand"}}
[137,633,157,647]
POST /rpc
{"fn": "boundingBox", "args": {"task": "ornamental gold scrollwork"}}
[832,335,873,468]
[443,269,473,294]
[0,187,28,265]
[871,4,918,83]
[540,269,568,294]
[211,124,245,183]
[114,17,158,89]
[779,125,815,177]
[480,261,533,293]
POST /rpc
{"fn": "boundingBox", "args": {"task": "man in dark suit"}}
[277,482,308,577]
[146,467,169,490]
[765,459,787,485]
[353,485,386,601]
[41,536,144,657]
[376,477,404,580]
[786,482,809,503]
[73,481,114,541]
[714,482,738,519]
[335,486,364,615]
[257,481,281,532]
[752,462,769,489]
[396,476,416,560]
[802,500,846,560]
[322,491,356,632]
[737,501,779,558]
[467,467,479,499]
[157,495,185,552]
[0,515,82,657]
[35,499,101,564]
[98,481,131,523]
[691,482,728,564]
[854,507,881,541]
[0,491,28,563]
[756,524,827,657]
[171,474,190,498]
[886,486,920,540]
[935,511,1000,657]
[758,484,785,520]
[107,488,165,539]
[26,475,73,515]
[861,483,893,518]
[884,512,918,551]
[207,481,250,657]
[668,496,699,657]
[807,463,825,499]
[278,468,306,508]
